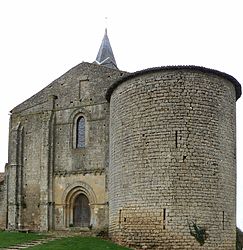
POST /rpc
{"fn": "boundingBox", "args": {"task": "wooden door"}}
[73,194,90,227]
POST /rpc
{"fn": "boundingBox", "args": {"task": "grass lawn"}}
[0,231,46,248]
[28,236,131,250]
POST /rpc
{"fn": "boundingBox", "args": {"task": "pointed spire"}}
[95,29,118,69]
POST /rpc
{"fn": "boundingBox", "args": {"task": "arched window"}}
[76,116,85,148]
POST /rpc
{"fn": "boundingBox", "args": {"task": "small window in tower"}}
[76,116,85,148]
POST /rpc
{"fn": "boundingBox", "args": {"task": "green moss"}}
[188,221,207,246]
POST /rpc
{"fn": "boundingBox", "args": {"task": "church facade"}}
[0,30,241,249]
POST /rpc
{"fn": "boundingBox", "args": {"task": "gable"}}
[11,62,127,115]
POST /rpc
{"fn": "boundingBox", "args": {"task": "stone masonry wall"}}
[108,69,237,249]
[0,180,6,229]
[5,62,125,231]
[8,109,52,230]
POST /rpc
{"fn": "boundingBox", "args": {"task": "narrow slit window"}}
[76,116,85,148]
[119,209,122,226]
[163,208,166,229]
[175,131,178,148]
[119,209,122,228]
[222,211,225,230]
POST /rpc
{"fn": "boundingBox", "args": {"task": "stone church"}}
[0,30,242,249]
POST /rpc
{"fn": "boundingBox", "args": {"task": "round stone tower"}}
[106,66,241,250]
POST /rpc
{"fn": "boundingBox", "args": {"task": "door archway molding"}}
[62,181,97,227]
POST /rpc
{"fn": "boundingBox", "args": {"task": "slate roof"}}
[95,29,118,69]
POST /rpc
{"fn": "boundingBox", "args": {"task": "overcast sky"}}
[0,0,242,230]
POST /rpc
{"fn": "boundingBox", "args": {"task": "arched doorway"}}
[62,181,97,228]
[73,194,91,227]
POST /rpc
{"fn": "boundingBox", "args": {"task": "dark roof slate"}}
[95,29,118,69]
